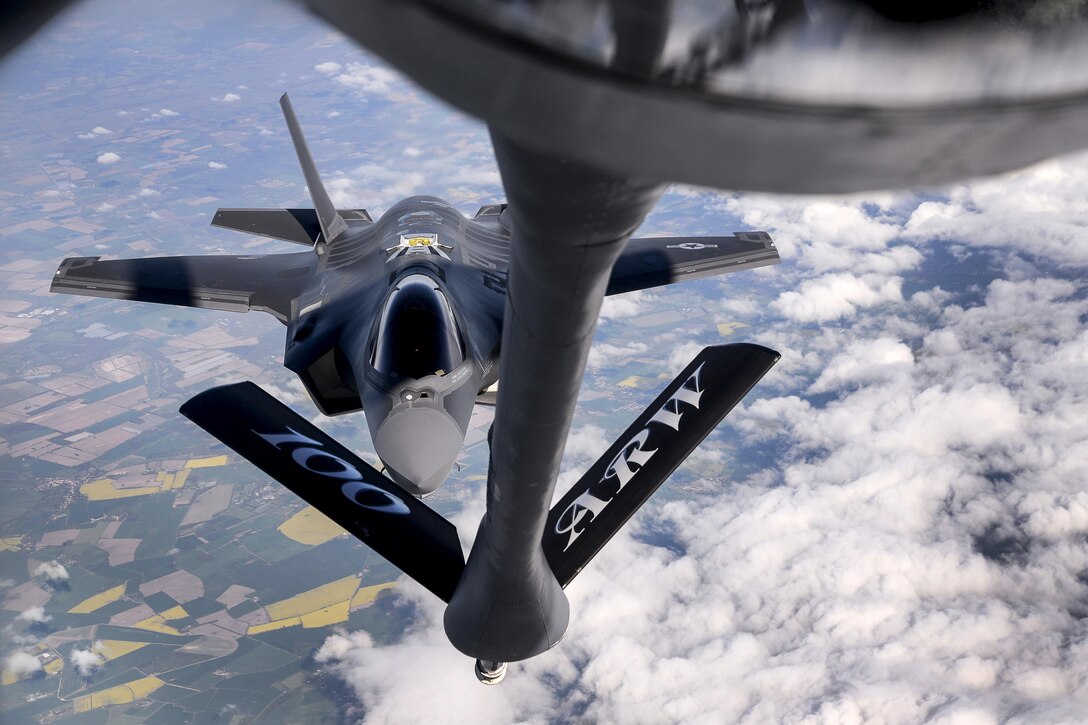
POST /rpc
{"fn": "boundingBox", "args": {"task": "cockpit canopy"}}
[371,273,464,380]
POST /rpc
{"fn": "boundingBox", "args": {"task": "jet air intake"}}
[357,272,475,496]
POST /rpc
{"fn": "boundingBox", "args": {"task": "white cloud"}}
[159,108,178,117]
[720,193,911,274]
[334,62,400,95]
[563,425,610,462]
[896,150,1088,266]
[586,341,648,370]
[316,149,1088,723]
[78,126,112,139]
[666,340,704,375]
[314,61,342,74]
[326,169,426,209]
[322,152,501,214]
[96,151,121,165]
[70,646,104,677]
[208,161,227,170]
[599,290,653,321]
[4,651,42,678]
[217,93,241,103]
[136,187,160,197]
[771,272,904,323]
[315,606,554,724]
[809,337,914,393]
[33,561,68,583]
[16,607,51,625]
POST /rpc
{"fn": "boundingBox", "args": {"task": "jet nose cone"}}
[374,406,463,496]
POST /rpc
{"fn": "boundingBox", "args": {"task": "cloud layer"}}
[315,147,1088,723]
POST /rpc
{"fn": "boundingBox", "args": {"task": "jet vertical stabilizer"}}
[279,92,349,245]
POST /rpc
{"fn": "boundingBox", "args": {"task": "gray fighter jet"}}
[52,94,778,497]
[51,95,782,681]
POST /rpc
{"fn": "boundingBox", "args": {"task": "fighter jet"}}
[52,94,777,496]
[52,1,1088,686]
[51,95,782,680]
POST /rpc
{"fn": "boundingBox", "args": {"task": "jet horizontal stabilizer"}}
[180,382,466,602]
[212,208,372,246]
[543,343,779,587]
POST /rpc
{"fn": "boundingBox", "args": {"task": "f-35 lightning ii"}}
[51,94,782,681]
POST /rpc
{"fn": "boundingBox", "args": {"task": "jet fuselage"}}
[280,195,508,495]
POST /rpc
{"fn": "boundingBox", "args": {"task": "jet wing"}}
[606,231,779,296]
[51,252,317,323]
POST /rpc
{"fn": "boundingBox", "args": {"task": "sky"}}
[3,1,1088,723]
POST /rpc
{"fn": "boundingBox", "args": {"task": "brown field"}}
[139,570,203,604]
[179,484,233,528]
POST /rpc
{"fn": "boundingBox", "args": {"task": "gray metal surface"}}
[309,0,1088,193]
[443,131,665,661]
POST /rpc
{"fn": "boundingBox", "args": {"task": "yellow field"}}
[350,582,396,608]
[132,614,181,636]
[1,669,17,686]
[618,375,658,390]
[278,506,345,546]
[717,321,750,337]
[44,658,63,675]
[184,455,227,469]
[264,575,360,621]
[159,605,187,620]
[73,676,165,713]
[300,600,351,628]
[96,640,147,661]
[68,583,126,614]
[247,577,398,634]
[81,478,161,501]
[81,456,219,501]
[0,536,22,552]
[248,616,301,634]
